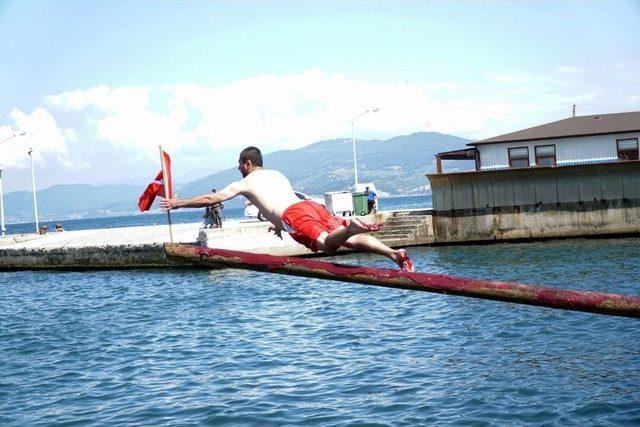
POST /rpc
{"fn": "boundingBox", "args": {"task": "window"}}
[508,147,530,168]
[535,144,556,167]
[617,138,639,161]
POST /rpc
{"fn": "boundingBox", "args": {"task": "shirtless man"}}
[160,146,414,272]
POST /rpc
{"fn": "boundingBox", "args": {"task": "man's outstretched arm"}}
[160,181,245,210]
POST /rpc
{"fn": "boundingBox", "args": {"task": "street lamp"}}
[0,165,5,237]
[351,108,379,189]
[0,131,26,237]
[28,146,39,234]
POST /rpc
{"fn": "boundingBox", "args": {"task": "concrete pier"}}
[0,210,434,270]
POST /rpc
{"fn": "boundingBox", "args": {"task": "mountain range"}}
[2,132,471,223]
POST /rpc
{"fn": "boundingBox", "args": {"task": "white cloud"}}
[2,61,635,187]
[43,69,524,159]
[46,85,151,113]
[63,128,78,142]
[0,108,72,169]
[48,85,191,157]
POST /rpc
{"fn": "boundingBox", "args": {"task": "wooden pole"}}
[159,145,174,243]
[164,243,640,319]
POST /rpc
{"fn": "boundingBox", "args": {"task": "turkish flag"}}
[138,151,173,211]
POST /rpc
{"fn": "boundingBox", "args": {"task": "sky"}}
[0,0,639,192]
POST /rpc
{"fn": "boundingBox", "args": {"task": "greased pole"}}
[159,145,174,243]
[164,243,640,319]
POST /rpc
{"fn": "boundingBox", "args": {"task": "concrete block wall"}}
[0,244,180,269]
[431,201,640,243]
[427,161,640,243]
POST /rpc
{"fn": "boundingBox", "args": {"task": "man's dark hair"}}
[239,146,263,167]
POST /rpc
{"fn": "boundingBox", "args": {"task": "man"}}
[160,146,414,271]
[203,189,224,228]
[211,190,223,228]
[365,186,377,214]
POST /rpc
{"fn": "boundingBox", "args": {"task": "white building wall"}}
[478,132,640,170]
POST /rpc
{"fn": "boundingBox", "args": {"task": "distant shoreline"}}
[380,193,431,198]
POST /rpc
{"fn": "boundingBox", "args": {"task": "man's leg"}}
[320,218,383,252]
[215,208,223,228]
[315,223,414,271]
[343,234,414,272]
[343,234,394,258]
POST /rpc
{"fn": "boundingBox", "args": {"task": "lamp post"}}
[28,147,39,234]
[0,131,26,237]
[0,165,5,237]
[351,108,379,190]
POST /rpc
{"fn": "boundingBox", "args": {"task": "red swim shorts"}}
[281,200,348,252]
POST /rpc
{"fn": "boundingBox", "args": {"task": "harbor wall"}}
[427,161,640,243]
[0,244,181,270]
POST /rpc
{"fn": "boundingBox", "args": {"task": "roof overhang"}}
[435,147,477,160]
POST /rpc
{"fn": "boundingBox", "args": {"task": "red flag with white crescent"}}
[138,151,173,211]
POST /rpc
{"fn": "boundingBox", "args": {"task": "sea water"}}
[1,195,639,425]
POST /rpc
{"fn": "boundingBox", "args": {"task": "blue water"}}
[2,195,639,425]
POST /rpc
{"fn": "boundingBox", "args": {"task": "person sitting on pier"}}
[160,146,414,272]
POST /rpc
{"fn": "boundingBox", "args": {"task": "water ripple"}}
[1,238,639,425]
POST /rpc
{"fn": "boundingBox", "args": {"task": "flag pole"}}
[159,145,174,243]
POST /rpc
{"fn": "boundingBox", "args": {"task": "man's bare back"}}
[236,169,300,226]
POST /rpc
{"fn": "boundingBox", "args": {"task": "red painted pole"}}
[164,243,640,319]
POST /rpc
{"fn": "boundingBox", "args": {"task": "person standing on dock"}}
[203,189,224,228]
[365,186,377,214]
[160,146,414,271]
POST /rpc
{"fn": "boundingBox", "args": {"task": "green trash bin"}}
[352,192,369,216]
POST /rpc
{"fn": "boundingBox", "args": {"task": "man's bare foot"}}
[393,249,415,272]
[346,218,384,235]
